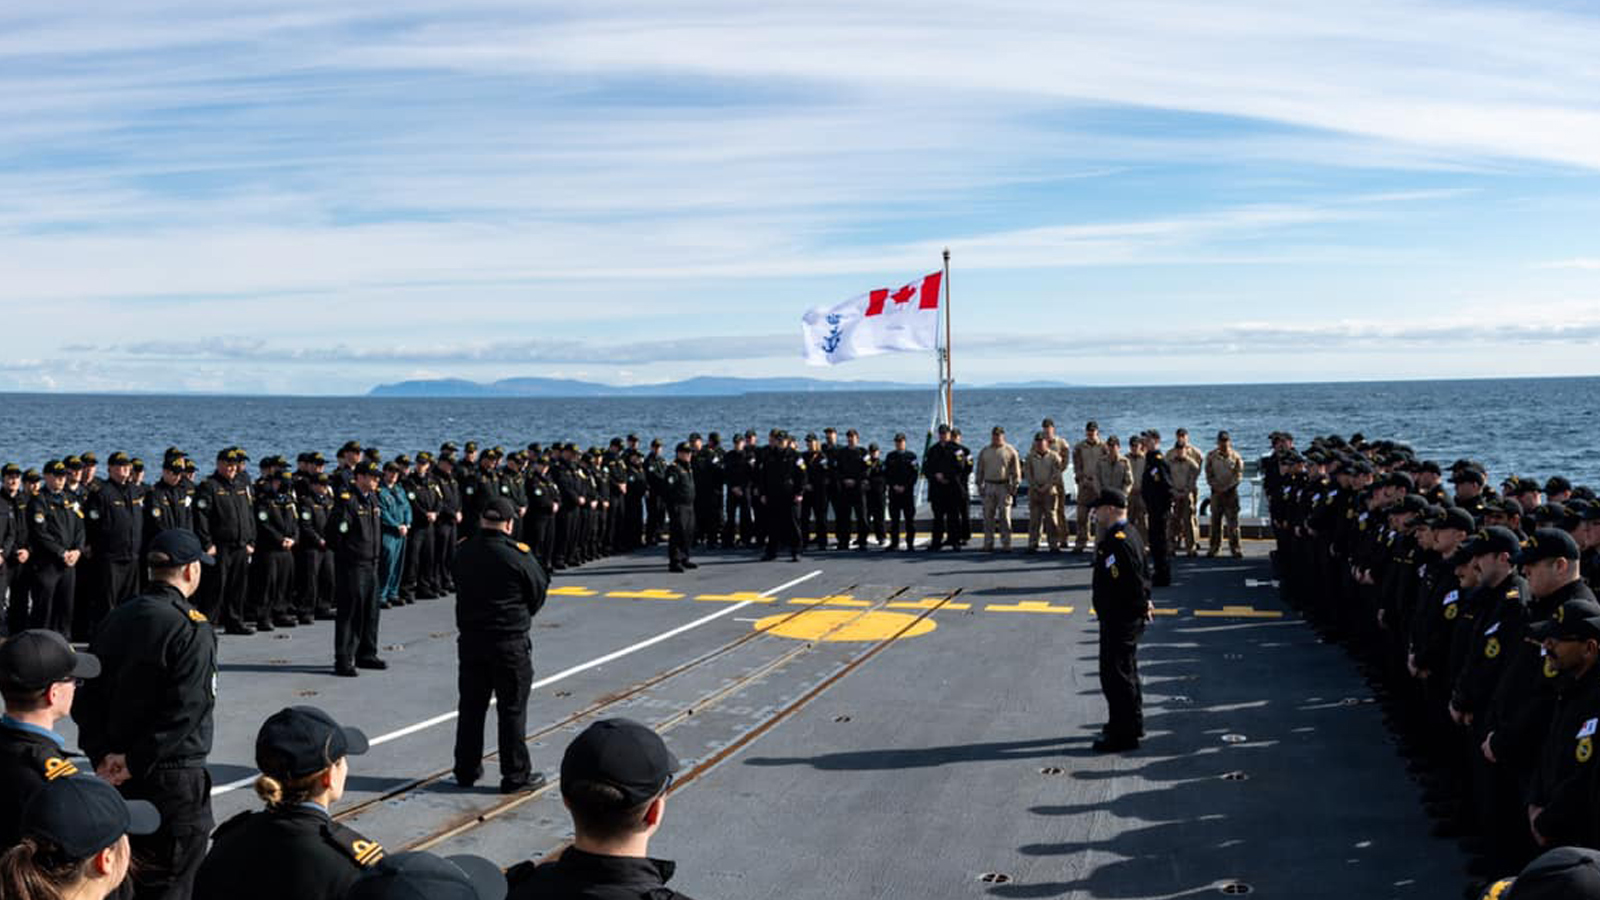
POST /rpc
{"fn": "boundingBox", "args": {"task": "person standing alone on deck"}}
[1088,489,1153,753]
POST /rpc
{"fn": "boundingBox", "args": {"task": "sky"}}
[3,0,1600,395]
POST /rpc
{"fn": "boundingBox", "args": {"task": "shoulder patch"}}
[516,541,531,553]
[325,821,385,868]
[43,757,79,780]
[1113,531,1126,540]
[339,492,351,500]
[188,608,209,623]
[1506,588,1519,599]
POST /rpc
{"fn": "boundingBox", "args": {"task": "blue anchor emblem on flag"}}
[820,313,844,354]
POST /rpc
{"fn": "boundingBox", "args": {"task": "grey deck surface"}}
[60,536,1462,899]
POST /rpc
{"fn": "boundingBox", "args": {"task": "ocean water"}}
[1,377,1596,512]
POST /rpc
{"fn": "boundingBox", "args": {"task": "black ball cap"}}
[21,775,160,860]
[1479,845,1600,900]
[1511,527,1581,566]
[146,528,215,568]
[1528,596,1600,643]
[1450,468,1487,485]
[560,718,680,808]
[346,851,506,900]
[1428,507,1477,533]
[354,460,382,478]
[480,498,517,523]
[1087,488,1128,510]
[675,442,692,455]
[0,629,100,691]
[256,705,369,780]
[1470,526,1522,558]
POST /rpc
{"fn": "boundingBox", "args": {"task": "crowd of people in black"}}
[1266,431,1600,895]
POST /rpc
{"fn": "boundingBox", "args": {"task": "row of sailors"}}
[1265,432,1600,892]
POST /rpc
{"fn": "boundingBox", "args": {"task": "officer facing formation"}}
[1087,489,1153,753]
[76,528,218,900]
[451,498,549,793]
[195,706,378,900]
[665,443,698,574]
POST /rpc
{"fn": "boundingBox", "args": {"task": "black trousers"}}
[433,519,458,589]
[1146,511,1171,584]
[524,515,554,570]
[762,497,801,557]
[929,485,961,548]
[402,521,434,598]
[694,490,722,546]
[123,766,213,900]
[28,560,76,636]
[832,484,867,547]
[801,489,829,546]
[5,562,29,635]
[956,487,973,543]
[554,508,578,564]
[888,487,916,546]
[249,550,294,624]
[865,487,887,541]
[76,556,138,639]
[455,633,533,786]
[668,504,694,567]
[334,557,380,667]
[723,487,752,546]
[645,494,665,544]
[197,545,249,629]
[294,547,334,616]
[1098,617,1146,740]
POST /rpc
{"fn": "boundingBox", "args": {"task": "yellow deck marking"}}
[605,589,685,600]
[1194,605,1283,619]
[1151,608,1182,616]
[549,586,597,597]
[985,600,1075,615]
[694,591,777,604]
[754,609,937,642]
[788,595,870,607]
[888,598,972,611]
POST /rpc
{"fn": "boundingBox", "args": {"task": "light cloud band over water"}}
[2,1,1599,393]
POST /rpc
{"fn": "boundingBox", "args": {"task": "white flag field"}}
[801,271,944,366]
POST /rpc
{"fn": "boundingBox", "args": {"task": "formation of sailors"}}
[1268,431,1600,891]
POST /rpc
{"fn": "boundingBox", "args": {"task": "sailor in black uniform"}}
[0,629,100,848]
[1088,489,1153,753]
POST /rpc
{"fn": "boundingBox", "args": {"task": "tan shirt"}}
[1072,438,1105,488]
[1129,453,1146,498]
[1205,447,1244,493]
[1168,444,1203,493]
[1024,449,1063,491]
[1098,453,1132,494]
[977,443,1021,486]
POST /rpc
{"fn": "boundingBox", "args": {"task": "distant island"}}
[368,376,1076,398]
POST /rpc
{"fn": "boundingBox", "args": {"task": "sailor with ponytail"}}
[193,706,379,900]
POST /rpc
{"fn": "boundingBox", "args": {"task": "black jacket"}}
[326,487,381,562]
[0,721,83,848]
[1091,519,1151,621]
[76,583,217,776]
[27,487,85,562]
[146,478,194,543]
[85,478,143,562]
[452,531,548,637]
[194,471,255,549]
[508,847,698,900]
[195,805,383,900]
[663,460,695,508]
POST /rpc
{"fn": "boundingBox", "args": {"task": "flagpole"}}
[934,246,947,425]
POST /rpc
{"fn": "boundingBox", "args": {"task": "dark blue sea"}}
[2,377,1596,513]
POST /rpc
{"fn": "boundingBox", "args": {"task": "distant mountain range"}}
[368,376,1076,398]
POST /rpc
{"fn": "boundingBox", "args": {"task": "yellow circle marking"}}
[754,610,937,642]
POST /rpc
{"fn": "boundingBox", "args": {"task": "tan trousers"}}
[1209,487,1241,552]
[1127,493,1149,544]
[1029,487,1061,549]
[981,482,1014,549]
[1073,482,1094,548]
[1171,491,1199,553]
